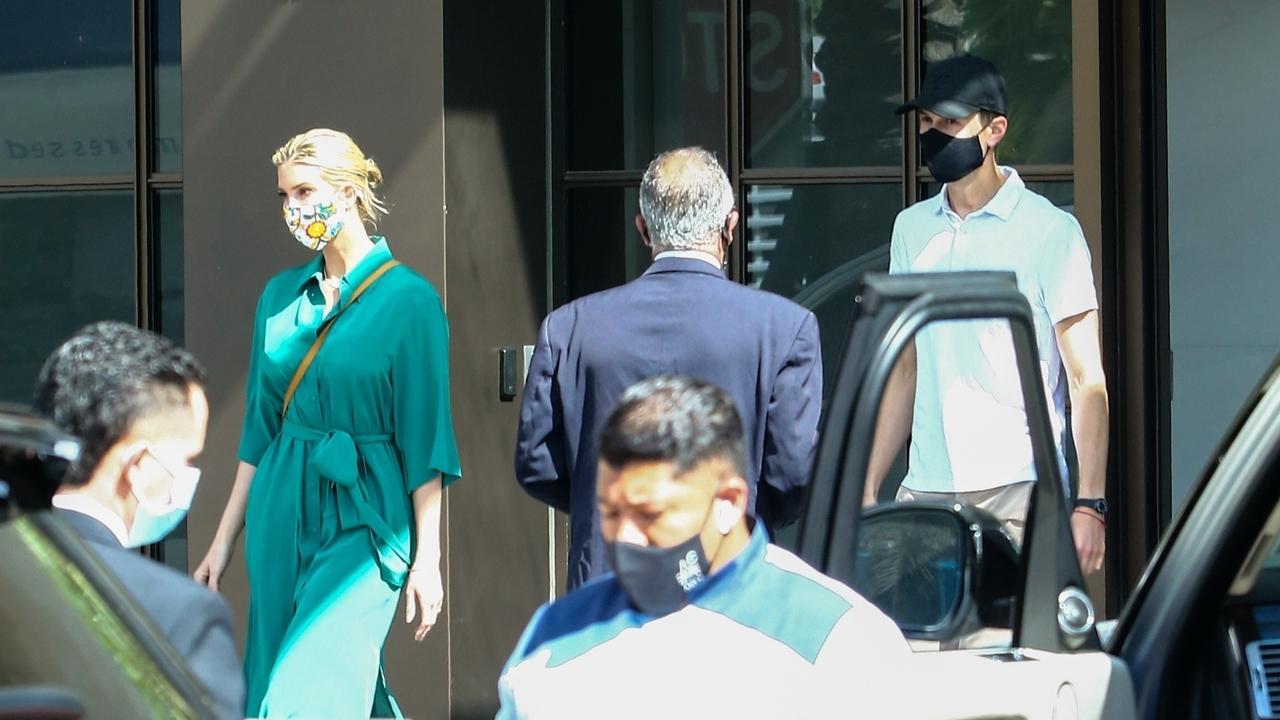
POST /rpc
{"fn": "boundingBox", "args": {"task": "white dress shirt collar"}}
[52,492,130,546]
[653,249,722,269]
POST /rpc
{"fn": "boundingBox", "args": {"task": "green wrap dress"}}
[238,238,461,718]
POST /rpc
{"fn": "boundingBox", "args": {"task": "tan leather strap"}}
[281,259,401,419]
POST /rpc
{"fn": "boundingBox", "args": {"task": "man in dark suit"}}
[516,147,823,590]
[32,322,244,719]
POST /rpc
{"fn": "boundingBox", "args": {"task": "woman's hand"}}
[194,462,256,592]
[193,537,234,592]
[405,564,444,642]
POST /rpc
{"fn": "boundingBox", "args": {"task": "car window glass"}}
[0,514,195,718]
[858,316,1041,652]
[877,317,1041,529]
[1248,373,1280,575]
[1246,508,1280,579]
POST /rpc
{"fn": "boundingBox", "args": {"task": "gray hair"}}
[638,147,735,253]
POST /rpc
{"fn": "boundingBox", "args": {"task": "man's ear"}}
[635,214,652,247]
[723,209,740,246]
[714,473,750,534]
[987,115,1009,149]
[114,444,144,501]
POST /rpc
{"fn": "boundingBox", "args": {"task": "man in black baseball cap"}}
[867,54,1111,580]
[895,54,1009,185]
[896,54,1008,120]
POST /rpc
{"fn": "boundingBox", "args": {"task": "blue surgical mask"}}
[124,449,200,549]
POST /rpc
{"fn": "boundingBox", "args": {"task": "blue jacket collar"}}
[685,522,768,604]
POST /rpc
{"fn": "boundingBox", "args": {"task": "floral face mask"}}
[284,198,345,251]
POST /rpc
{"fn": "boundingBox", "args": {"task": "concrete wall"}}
[1166,0,1280,511]
[441,0,555,714]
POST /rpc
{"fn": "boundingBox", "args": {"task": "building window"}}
[1,0,185,567]
[552,0,1076,377]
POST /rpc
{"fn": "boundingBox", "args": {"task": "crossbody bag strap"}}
[281,259,402,419]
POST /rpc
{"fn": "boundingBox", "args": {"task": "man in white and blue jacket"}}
[498,376,909,718]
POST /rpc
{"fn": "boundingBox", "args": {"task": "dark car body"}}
[0,408,220,720]
[797,272,1280,719]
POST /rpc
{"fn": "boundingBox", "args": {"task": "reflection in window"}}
[156,189,185,344]
[565,187,648,301]
[154,188,185,572]
[153,0,183,173]
[921,0,1073,165]
[0,192,135,404]
[745,183,899,380]
[746,0,902,168]
[0,0,133,178]
[1025,181,1074,213]
[567,0,727,171]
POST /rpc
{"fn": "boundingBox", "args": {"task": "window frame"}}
[547,0,1121,604]
[0,0,184,568]
[0,0,180,336]
[549,0,1081,301]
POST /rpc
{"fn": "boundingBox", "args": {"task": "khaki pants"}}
[894,481,1033,651]
[895,480,1034,546]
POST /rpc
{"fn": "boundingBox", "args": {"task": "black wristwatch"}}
[1074,497,1108,516]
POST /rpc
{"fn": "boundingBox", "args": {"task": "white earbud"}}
[716,499,737,535]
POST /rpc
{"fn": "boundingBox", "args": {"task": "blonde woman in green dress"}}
[194,128,462,718]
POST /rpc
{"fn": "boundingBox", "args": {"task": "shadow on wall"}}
[437,0,555,710]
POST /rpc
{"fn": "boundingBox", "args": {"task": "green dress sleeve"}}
[393,283,463,492]
[237,289,280,465]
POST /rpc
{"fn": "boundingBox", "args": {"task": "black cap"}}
[896,55,1007,119]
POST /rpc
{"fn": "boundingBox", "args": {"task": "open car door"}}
[1107,355,1280,719]
[796,272,1136,718]
[0,409,223,720]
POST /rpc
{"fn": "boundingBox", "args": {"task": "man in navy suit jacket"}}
[516,147,823,589]
[55,508,244,718]
[33,322,244,719]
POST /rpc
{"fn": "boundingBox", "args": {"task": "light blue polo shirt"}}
[889,167,1097,493]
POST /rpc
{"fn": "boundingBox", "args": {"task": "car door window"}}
[855,316,1034,651]
[798,271,1096,656]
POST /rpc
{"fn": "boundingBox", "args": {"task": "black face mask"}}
[610,529,714,616]
[920,128,987,184]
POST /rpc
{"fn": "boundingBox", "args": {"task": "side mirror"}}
[0,408,82,521]
[852,502,1019,641]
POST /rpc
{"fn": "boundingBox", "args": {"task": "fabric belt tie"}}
[282,421,410,588]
